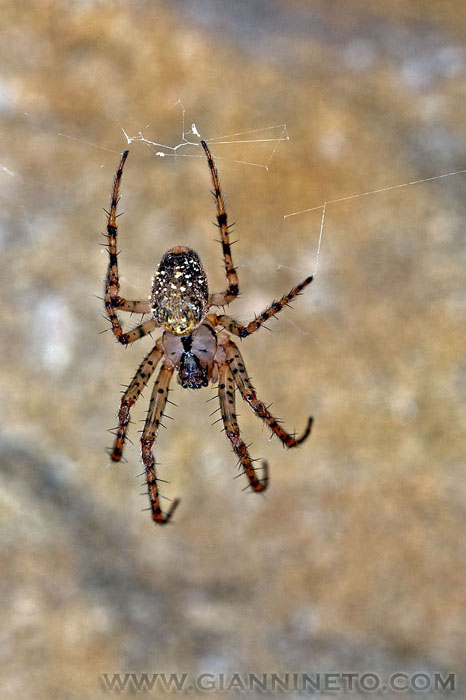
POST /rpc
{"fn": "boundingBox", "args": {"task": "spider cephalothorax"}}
[151,246,209,335]
[162,324,217,389]
[104,141,313,524]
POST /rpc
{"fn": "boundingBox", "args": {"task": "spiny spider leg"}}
[103,145,313,525]
[104,149,151,342]
[113,298,151,314]
[225,340,313,447]
[141,363,180,524]
[116,318,158,346]
[111,340,164,462]
[201,141,239,307]
[218,361,268,492]
[214,276,313,338]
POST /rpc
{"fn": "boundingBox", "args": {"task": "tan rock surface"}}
[0,1,464,697]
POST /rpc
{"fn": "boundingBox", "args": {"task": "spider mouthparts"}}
[178,350,209,389]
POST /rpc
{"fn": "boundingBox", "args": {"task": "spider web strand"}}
[284,167,466,219]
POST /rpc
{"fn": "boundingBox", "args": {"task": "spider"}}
[104,141,313,524]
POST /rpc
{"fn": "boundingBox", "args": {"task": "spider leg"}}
[201,141,239,307]
[104,150,153,337]
[114,318,158,346]
[218,361,268,492]
[141,363,180,524]
[111,340,164,462]
[225,340,313,447]
[214,276,313,338]
[112,298,151,314]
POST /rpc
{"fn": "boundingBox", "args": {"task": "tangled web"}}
[58,100,466,280]
[122,102,466,279]
[121,101,289,171]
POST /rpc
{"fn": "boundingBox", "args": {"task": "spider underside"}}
[104,141,313,524]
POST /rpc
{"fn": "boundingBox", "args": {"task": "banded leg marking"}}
[113,297,151,314]
[201,140,239,306]
[104,150,154,340]
[116,318,157,346]
[217,276,313,338]
[218,362,268,492]
[111,341,164,462]
[141,364,180,524]
[225,340,313,447]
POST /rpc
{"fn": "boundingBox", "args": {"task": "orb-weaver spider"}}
[104,141,313,524]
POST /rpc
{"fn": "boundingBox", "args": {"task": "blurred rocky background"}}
[0,1,465,697]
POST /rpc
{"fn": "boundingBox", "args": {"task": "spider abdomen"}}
[151,246,209,336]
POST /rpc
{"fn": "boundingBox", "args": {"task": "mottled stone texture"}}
[0,1,465,697]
